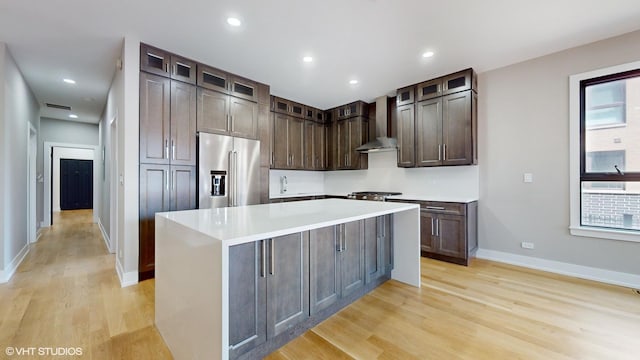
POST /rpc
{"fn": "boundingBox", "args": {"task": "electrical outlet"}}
[523,173,533,183]
[521,242,535,249]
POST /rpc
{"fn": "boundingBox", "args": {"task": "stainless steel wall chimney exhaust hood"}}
[355,96,397,153]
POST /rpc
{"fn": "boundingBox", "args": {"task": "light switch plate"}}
[523,173,533,183]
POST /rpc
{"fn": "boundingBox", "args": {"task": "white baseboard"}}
[36,228,44,242]
[0,243,30,283]
[475,248,640,289]
[116,257,138,287]
[97,218,113,253]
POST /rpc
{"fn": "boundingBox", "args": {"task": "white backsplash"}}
[269,151,479,200]
[269,170,325,198]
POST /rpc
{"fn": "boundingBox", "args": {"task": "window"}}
[572,64,640,237]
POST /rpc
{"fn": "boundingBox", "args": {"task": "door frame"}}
[109,115,118,254]
[43,142,99,226]
[27,124,37,243]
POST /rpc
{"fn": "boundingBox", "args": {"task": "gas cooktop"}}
[347,191,402,201]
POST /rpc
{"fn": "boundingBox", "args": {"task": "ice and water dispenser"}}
[210,171,226,196]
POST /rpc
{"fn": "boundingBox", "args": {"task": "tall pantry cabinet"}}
[139,44,197,281]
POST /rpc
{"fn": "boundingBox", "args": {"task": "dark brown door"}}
[272,113,289,169]
[419,210,437,253]
[196,87,229,134]
[442,91,472,165]
[309,226,340,315]
[363,217,384,284]
[170,55,197,84]
[289,117,304,169]
[170,81,197,166]
[228,241,266,359]
[140,44,170,77]
[313,123,327,170]
[229,97,258,139]
[139,73,170,164]
[230,76,258,102]
[170,165,196,211]
[197,64,229,93]
[436,214,466,258]
[336,120,349,169]
[266,233,309,338]
[417,78,443,102]
[348,118,364,169]
[304,121,315,169]
[397,104,415,167]
[139,164,170,277]
[416,98,443,167]
[396,86,415,106]
[340,221,364,297]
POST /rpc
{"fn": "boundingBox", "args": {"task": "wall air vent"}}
[45,103,72,111]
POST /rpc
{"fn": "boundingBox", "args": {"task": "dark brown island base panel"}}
[388,199,477,265]
[396,68,478,168]
[229,215,392,360]
[270,97,370,171]
[138,43,270,280]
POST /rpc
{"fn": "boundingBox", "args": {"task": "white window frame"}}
[569,60,640,243]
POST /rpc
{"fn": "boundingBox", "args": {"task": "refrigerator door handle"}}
[228,150,234,207]
[234,150,239,206]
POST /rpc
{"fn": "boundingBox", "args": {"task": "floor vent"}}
[45,103,72,111]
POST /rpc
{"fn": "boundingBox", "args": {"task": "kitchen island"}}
[155,199,420,360]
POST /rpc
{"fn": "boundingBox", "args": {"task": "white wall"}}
[119,37,140,285]
[52,147,95,212]
[478,30,640,275]
[0,43,40,281]
[269,170,324,198]
[324,151,479,199]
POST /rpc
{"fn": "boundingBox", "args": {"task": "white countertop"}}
[386,194,478,203]
[269,192,327,199]
[157,199,418,246]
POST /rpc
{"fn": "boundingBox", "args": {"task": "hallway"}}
[0,210,171,359]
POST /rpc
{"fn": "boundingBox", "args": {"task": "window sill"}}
[570,226,640,243]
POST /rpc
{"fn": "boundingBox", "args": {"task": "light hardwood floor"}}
[1,211,638,359]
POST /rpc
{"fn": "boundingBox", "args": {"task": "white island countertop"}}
[157,198,418,247]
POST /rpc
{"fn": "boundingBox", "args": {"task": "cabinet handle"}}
[171,139,176,160]
[431,218,435,236]
[443,144,447,161]
[336,226,343,252]
[425,206,445,210]
[271,152,274,166]
[165,63,169,73]
[165,139,169,159]
[269,239,275,275]
[438,144,442,161]
[172,170,176,191]
[261,240,267,278]
[165,169,169,191]
[436,219,440,237]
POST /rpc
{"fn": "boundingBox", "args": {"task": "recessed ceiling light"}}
[422,51,435,58]
[63,78,76,84]
[69,114,78,119]
[303,56,313,63]
[227,17,241,26]
[349,79,358,85]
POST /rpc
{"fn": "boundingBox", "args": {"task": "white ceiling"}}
[1,0,640,124]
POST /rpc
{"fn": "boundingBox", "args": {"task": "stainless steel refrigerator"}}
[198,132,260,209]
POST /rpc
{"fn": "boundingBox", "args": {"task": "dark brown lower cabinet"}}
[229,233,309,360]
[139,164,196,280]
[230,216,392,359]
[417,201,478,265]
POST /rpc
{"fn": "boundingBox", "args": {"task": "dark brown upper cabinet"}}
[417,78,443,102]
[396,86,415,106]
[441,91,476,166]
[271,96,305,118]
[197,64,258,102]
[334,117,368,170]
[304,107,316,122]
[336,101,369,120]
[442,68,476,96]
[197,86,258,139]
[140,72,196,166]
[271,113,304,170]
[416,98,443,167]
[140,43,196,84]
[396,104,415,167]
